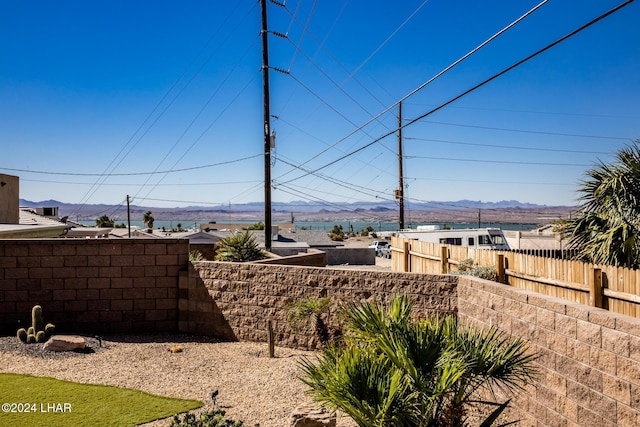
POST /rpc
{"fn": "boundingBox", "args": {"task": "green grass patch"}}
[0,373,202,427]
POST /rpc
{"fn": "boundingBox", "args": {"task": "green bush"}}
[169,409,251,427]
[451,258,498,281]
[189,250,204,261]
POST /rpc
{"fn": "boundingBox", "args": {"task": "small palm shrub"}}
[299,294,536,427]
[189,250,204,261]
[215,231,266,262]
[285,297,333,345]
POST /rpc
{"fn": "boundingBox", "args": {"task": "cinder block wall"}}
[458,276,640,427]
[0,239,189,335]
[188,261,458,349]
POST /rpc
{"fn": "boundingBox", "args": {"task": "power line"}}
[405,155,590,167]
[0,154,261,177]
[132,36,261,201]
[405,176,574,187]
[403,103,640,120]
[281,0,633,185]
[276,184,393,222]
[20,178,261,187]
[273,155,396,202]
[417,120,634,141]
[71,2,254,212]
[273,1,550,185]
[404,136,613,155]
[135,197,228,206]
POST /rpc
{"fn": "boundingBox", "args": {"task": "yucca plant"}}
[215,231,266,262]
[299,294,536,427]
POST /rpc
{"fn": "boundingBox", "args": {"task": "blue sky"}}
[1,0,639,212]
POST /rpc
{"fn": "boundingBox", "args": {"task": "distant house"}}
[249,228,343,257]
[0,207,70,239]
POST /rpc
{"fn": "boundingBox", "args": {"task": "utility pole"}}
[261,0,272,251]
[397,101,405,230]
[126,195,131,238]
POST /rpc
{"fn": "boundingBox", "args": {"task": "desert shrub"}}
[451,258,498,281]
[328,225,344,241]
[169,409,251,427]
[189,250,204,261]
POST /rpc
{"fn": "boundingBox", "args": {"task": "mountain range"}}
[20,199,575,225]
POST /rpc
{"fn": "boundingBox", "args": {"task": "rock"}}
[290,403,336,427]
[43,335,86,352]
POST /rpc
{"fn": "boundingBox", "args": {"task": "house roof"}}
[250,229,343,248]
[0,208,70,238]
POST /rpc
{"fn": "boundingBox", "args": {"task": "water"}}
[294,221,539,233]
[78,219,539,232]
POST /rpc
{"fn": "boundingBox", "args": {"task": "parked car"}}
[379,246,392,259]
[368,240,389,256]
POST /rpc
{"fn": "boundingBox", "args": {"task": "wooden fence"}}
[390,236,640,318]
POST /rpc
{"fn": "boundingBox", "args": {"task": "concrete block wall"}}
[458,276,640,427]
[190,261,458,349]
[0,239,189,335]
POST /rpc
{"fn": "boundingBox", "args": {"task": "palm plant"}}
[215,231,266,262]
[143,211,155,230]
[285,297,332,345]
[559,141,640,268]
[95,215,114,228]
[299,295,536,427]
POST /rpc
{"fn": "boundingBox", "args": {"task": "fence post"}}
[440,245,449,274]
[497,254,505,284]
[403,241,410,272]
[267,319,275,358]
[589,268,603,308]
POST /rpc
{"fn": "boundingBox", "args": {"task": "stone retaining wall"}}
[188,261,458,349]
[458,276,640,427]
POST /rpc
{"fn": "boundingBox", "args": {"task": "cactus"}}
[32,305,44,334]
[17,305,56,345]
[45,323,55,336]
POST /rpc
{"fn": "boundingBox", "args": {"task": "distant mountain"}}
[19,198,575,225]
[21,198,552,210]
[20,198,570,215]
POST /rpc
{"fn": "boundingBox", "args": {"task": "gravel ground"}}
[0,334,356,427]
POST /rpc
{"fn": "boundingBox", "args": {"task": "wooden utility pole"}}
[126,195,131,238]
[397,101,405,230]
[261,0,272,251]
